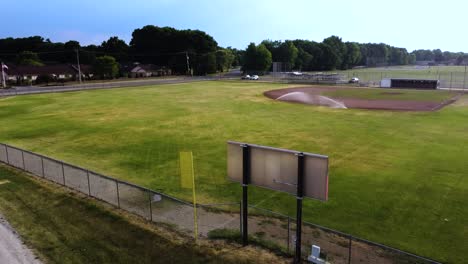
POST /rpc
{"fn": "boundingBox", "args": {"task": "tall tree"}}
[215,49,235,72]
[93,56,119,79]
[294,48,313,71]
[343,42,361,69]
[242,43,272,73]
[323,36,347,69]
[130,25,218,75]
[277,41,298,70]
[100,37,129,62]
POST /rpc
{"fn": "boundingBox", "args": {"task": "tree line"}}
[242,36,468,73]
[0,26,237,77]
[1,27,467,77]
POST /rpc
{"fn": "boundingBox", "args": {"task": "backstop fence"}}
[0,143,441,264]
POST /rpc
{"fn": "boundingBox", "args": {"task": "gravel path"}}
[0,215,41,264]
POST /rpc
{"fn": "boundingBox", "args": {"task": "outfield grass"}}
[321,87,455,101]
[0,81,466,263]
[0,164,287,263]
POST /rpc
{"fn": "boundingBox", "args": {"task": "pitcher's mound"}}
[276,92,347,109]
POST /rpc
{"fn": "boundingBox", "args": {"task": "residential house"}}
[4,64,92,84]
[129,64,172,78]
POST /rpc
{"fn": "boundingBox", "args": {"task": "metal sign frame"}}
[227,141,329,263]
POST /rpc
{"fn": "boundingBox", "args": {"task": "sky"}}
[2,0,467,52]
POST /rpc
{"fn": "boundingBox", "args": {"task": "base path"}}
[0,215,42,264]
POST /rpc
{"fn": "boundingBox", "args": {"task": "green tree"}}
[277,41,298,69]
[317,43,340,70]
[242,43,272,74]
[433,49,444,62]
[215,49,235,72]
[129,25,218,75]
[226,47,244,67]
[93,56,119,79]
[256,44,272,72]
[408,53,416,64]
[195,52,217,75]
[390,47,409,65]
[63,40,81,63]
[323,36,347,69]
[101,37,129,62]
[16,51,43,66]
[343,42,361,69]
[294,48,313,71]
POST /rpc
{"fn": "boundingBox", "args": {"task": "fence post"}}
[294,153,305,264]
[5,147,9,164]
[41,156,45,177]
[450,72,453,89]
[348,237,352,264]
[86,170,91,196]
[241,144,251,247]
[287,217,291,254]
[21,150,25,169]
[116,180,120,208]
[61,163,66,185]
[148,191,153,221]
[464,65,467,90]
[239,202,242,235]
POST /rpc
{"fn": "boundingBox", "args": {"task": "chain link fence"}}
[0,143,442,263]
[263,70,468,90]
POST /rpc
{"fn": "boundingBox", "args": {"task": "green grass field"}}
[0,164,285,263]
[0,81,466,263]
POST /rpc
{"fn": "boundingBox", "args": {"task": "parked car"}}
[349,77,359,83]
[241,75,251,80]
[250,75,259,80]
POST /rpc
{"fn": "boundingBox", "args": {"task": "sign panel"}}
[227,141,328,201]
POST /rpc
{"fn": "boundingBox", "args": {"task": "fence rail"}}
[0,143,442,264]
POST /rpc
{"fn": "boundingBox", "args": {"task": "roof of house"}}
[71,64,93,74]
[130,64,169,73]
[6,64,91,75]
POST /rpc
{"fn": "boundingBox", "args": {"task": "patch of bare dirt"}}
[264,86,461,111]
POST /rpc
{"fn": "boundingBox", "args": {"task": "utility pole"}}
[1,62,6,88]
[75,49,82,84]
[186,51,192,76]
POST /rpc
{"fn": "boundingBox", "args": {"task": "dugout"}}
[389,78,439,89]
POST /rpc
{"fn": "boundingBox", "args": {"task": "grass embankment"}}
[0,81,466,263]
[0,164,288,263]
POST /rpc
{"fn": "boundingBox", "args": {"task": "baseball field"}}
[0,81,466,263]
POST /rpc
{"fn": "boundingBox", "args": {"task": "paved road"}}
[0,76,219,97]
[0,215,41,264]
